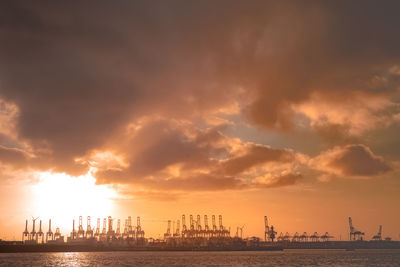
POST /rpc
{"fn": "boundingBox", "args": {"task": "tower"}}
[37,220,44,243]
[190,215,194,231]
[94,218,100,240]
[101,218,107,240]
[116,219,121,238]
[204,215,209,238]
[107,216,115,240]
[127,216,134,239]
[22,220,29,242]
[164,220,171,239]
[196,215,202,237]
[46,219,54,242]
[54,227,62,241]
[86,216,94,239]
[264,216,269,241]
[181,215,187,238]
[174,220,180,237]
[136,216,144,239]
[30,217,38,242]
[212,215,217,237]
[70,219,77,240]
[77,216,85,239]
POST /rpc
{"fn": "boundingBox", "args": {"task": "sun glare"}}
[31,170,117,234]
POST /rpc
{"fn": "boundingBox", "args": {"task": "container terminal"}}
[1,215,399,253]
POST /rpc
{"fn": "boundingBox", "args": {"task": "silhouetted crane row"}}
[22,216,146,244]
[277,232,292,242]
[320,232,334,241]
[23,217,63,244]
[264,214,334,243]
[273,231,333,243]
[23,217,64,244]
[175,214,230,239]
[22,215,392,245]
[67,216,145,243]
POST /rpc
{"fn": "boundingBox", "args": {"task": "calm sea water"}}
[0,250,399,266]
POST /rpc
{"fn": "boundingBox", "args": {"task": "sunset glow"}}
[31,171,117,231]
[0,1,399,246]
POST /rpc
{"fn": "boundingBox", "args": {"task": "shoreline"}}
[2,241,400,253]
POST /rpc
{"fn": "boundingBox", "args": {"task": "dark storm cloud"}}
[94,119,227,183]
[0,0,259,173]
[246,0,400,131]
[328,144,392,177]
[312,144,393,178]
[144,174,246,192]
[0,145,28,167]
[93,119,299,191]
[0,1,399,190]
[221,144,294,176]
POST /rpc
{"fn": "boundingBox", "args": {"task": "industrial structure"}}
[372,225,382,241]
[23,217,64,244]
[264,216,277,242]
[349,217,365,241]
[16,214,397,251]
[160,215,232,247]
[265,215,334,243]
[21,215,146,246]
[63,215,146,245]
[177,215,230,239]
[371,225,392,241]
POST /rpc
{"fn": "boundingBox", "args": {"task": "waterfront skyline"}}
[0,1,400,241]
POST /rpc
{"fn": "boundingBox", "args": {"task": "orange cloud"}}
[293,91,399,137]
[311,144,392,178]
[252,172,302,188]
[89,117,303,192]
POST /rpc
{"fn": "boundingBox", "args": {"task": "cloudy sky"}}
[1,0,400,240]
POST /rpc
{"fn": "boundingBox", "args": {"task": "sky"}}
[0,0,400,241]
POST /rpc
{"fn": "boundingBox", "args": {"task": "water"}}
[0,250,399,266]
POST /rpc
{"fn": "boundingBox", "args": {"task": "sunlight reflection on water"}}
[0,250,400,266]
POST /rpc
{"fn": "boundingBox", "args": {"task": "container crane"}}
[164,220,171,239]
[264,216,276,242]
[77,216,85,239]
[349,217,364,241]
[46,219,54,242]
[86,216,93,239]
[22,220,29,242]
[372,225,382,241]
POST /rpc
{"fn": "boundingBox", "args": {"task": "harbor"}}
[1,215,399,253]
